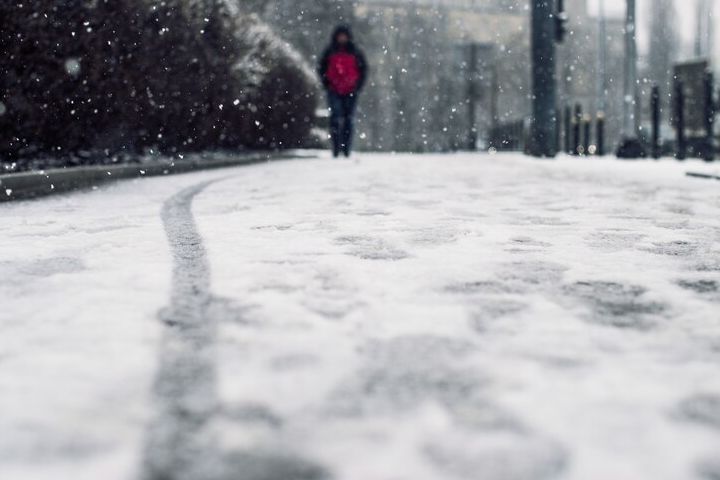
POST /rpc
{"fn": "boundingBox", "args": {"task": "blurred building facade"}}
[351,0,630,153]
[260,0,649,154]
[348,0,527,152]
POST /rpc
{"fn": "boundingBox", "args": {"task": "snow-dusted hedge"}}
[0,0,318,163]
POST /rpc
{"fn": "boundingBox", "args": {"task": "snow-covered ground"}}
[1,153,719,480]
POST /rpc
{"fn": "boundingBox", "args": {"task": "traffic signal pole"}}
[531,0,566,158]
[617,0,647,158]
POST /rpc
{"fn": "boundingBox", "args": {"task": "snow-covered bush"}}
[231,14,320,149]
[0,0,318,163]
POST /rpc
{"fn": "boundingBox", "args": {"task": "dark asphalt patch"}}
[698,458,720,480]
[587,231,646,252]
[564,281,665,330]
[334,235,409,260]
[497,261,568,287]
[326,335,513,429]
[510,236,552,247]
[645,240,699,257]
[678,280,719,294]
[446,280,524,295]
[678,394,720,430]
[409,227,459,245]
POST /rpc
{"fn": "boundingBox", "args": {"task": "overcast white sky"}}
[586,0,718,62]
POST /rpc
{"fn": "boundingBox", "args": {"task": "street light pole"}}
[531,0,565,158]
[617,0,646,158]
[598,0,607,114]
[622,0,636,139]
[467,43,478,151]
[595,0,608,156]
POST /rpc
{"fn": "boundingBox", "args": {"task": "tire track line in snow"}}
[142,180,220,480]
[141,178,328,480]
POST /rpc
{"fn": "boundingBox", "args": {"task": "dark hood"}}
[331,25,354,47]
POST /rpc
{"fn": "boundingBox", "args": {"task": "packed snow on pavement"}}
[1,153,720,480]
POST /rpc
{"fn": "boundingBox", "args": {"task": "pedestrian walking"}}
[319,25,367,158]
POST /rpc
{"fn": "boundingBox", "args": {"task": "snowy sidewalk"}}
[1,153,720,480]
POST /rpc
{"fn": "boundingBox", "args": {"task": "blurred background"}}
[0,0,717,164]
[253,0,718,154]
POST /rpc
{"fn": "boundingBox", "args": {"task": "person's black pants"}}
[328,92,357,157]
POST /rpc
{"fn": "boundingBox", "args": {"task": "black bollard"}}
[583,115,591,156]
[467,43,478,152]
[704,71,715,161]
[556,107,562,154]
[651,86,661,159]
[573,104,582,156]
[564,104,572,154]
[676,82,686,160]
[596,113,606,156]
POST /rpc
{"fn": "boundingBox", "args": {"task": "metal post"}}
[704,70,715,161]
[556,107,562,154]
[573,103,582,156]
[467,43,478,151]
[622,0,636,138]
[531,0,559,157]
[651,86,661,159]
[596,113,606,156]
[598,0,607,114]
[617,0,646,158]
[491,63,499,134]
[676,82,686,160]
[564,104,572,154]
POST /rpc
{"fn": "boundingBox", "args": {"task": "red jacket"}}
[319,44,367,96]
